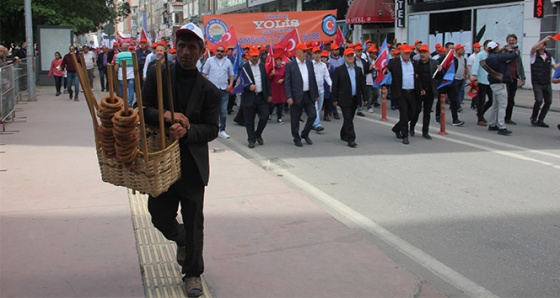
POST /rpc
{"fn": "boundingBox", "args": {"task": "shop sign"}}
[534,0,544,18]
[396,0,405,28]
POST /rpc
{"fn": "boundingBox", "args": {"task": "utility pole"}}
[24,0,36,101]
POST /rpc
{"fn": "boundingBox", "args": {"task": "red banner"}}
[202,10,338,48]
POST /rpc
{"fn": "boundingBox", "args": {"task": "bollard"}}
[438,94,448,135]
[380,86,388,121]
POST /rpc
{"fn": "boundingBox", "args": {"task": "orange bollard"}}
[438,94,448,135]
[380,86,388,121]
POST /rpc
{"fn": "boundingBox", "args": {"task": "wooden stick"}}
[121,60,129,113]
[107,64,115,99]
[164,51,175,124]
[71,53,99,145]
[155,58,166,150]
[131,52,149,162]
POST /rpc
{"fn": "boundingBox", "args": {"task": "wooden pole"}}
[155,58,166,149]
[131,52,149,162]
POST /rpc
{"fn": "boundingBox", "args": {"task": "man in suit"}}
[240,47,272,148]
[285,43,320,147]
[385,44,418,145]
[332,47,367,148]
[141,23,220,297]
[410,44,442,140]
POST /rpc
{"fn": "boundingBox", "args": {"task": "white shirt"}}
[467,52,477,67]
[312,60,332,94]
[249,61,262,93]
[202,56,234,90]
[296,58,310,92]
[83,51,96,69]
[401,57,415,90]
[143,52,155,78]
[530,51,556,65]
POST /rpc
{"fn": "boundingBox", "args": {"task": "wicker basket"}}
[97,129,181,197]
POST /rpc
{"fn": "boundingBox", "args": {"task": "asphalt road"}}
[216,100,560,297]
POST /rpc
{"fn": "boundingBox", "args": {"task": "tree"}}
[0,0,130,45]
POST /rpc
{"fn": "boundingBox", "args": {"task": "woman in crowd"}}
[48,51,64,96]
[268,54,286,124]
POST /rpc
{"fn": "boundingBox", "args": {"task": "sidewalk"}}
[1,86,448,297]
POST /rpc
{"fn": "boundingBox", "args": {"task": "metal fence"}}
[1,58,29,129]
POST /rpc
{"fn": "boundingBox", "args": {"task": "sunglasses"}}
[216,50,225,53]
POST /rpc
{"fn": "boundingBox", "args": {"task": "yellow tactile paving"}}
[128,190,211,297]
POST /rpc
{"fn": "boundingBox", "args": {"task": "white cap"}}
[175,23,204,44]
[487,41,499,50]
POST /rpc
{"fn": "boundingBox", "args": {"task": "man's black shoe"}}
[391,126,403,139]
[531,118,537,126]
[256,137,264,145]
[177,245,186,266]
[488,125,499,131]
[410,128,415,137]
[505,119,517,125]
[537,121,549,128]
[402,137,409,145]
[315,126,324,132]
[248,141,255,149]
[294,140,303,147]
[422,133,432,140]
[348,141,357,148]
[69,90,73,100]
[357,111,365,117]
[373,103,381,107]
[303,136,313,145]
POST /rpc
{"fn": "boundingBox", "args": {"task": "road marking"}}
[272,166,499,298]
[360,116,560,169]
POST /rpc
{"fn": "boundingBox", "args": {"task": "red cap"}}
[455,44,464,50]
[159,41,167,47]
[295,43,309,51]
[113,42,119,47]
[152,42,158,49]
[170,48,176,54]
[368,45,377,53]
[128,46,135,51]
[402,45,414,53]
[324,41,332,45]
[354,45,363,51]
[140,38,147,43]
[392,49,400,55]
[365,40,372,44]
[473,43,481,48]
[343,48,355,56]
[312,47,321,53]
[249,47,260,56]
[331,44,340,50]
[348,43,355,48]
[418,45,430,52]
[321,50,329,57]
[414,40,422,46]
[435,43,441,49]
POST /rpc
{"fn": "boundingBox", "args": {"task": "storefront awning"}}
[346,0,395,24]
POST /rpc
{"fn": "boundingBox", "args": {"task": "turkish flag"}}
[276,29,300,57]
[552,33,560,41]
[265,45,275,74]
[212,26,239,54]
[334,27,345,47]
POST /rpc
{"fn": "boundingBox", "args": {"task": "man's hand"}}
[268,96,272,103]
[437,65,442,72]
[287,98,294,105]
[169,123,187,141]
[249,84,256,91]
[164,111,190,129]
[226,84,233,92]
[277,79,284,84]
[420,90,426,96]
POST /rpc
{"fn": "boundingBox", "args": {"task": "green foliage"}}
[0,0,130,44]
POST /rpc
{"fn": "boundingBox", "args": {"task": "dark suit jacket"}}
[331,63,367,107]
[386,57,419,99]
[414,58,440,96]
[240,61,271,107]
[142,63,220,186]
[284,58,319,104]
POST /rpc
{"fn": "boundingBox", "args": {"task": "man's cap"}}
[170,48,176,54]
[355,45,364,51]
[140,38,147,43]
[365,39,372,44]
[331,44,340,50]
[438,46,447,53]
[455,44,464,50]
[113,42,119,47]
[321,50,329,57]
[151,42,158,49]
[128,46,135,51]
[487,41,499,50]
[368,45,378,53]
[249,47,260,56]
[295,43,309,51]
[355,42,362,47]
[402,45,414,53]
[324,41,332,45]
[312,47,321,53]
[158,41,167,47]
[392,49,400,55]
[435,43,441,49]
[175,23,204,44]
[414,40,422,46]
[473,42,481,48]
[348,43,355,48]
[418,45,430,52]
[343,48,355,56]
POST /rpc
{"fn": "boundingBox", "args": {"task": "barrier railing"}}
[1,58,29,131]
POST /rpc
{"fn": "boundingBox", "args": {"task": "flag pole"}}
[432,49,452,78]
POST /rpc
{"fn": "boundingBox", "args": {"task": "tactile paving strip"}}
[128,190,210,297]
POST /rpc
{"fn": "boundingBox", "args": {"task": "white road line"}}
[273,167,499,298]
[360,116,560,169]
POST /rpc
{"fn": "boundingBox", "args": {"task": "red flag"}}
[117,32,133,44]
[552,33,560,41]
[334,27,345,47]
[276,29,300,57]
[265,45,275,74]
[440,49,455,71]
[212,26,239,53]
